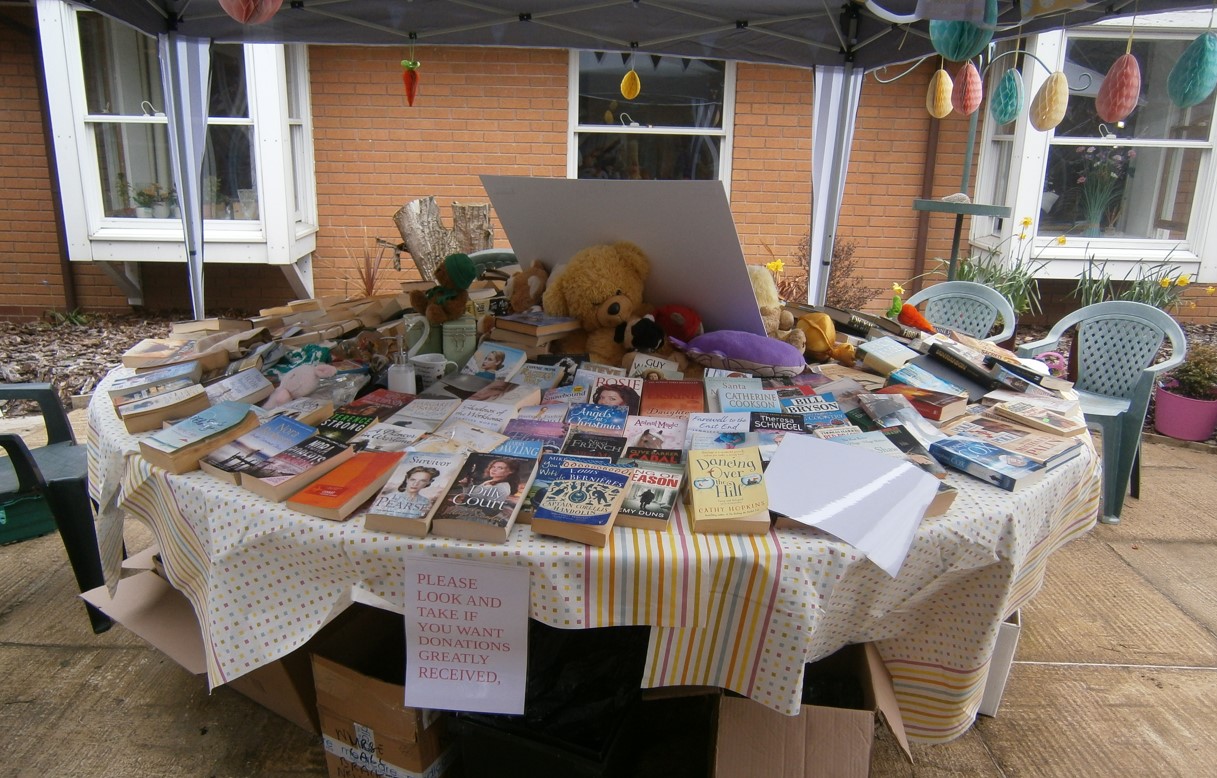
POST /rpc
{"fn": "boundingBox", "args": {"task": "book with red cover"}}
[286,450,405,520]
[638,379,707,418]
[875,384,968,422]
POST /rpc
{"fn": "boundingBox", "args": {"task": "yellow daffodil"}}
[766,259,785,274]
[1020,216,1032,228]
[1177,274,1190,286]
[1057,235,1067,245]
[1018,232,1028,241]
[892,283,905,296]
[1207,286,1216,295]
[1190,301,1198,309]
[1159,277,1171,288]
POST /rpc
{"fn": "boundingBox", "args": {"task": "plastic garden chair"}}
[1016,301,1186,525]
[0,383,111,633]
[906,281,1017,342]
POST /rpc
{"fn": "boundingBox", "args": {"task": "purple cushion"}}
[673,331,806,377]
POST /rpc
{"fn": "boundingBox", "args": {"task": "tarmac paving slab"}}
[1115,440,1217,542]
[1110,540,1217,639]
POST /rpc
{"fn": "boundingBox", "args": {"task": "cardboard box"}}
[310,605,449,776]
[714,643,911,778]
[80,570,341,733]
[320,743,456,778]
[978,609,1022,717]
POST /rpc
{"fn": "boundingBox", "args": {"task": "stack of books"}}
[484,312,581,358]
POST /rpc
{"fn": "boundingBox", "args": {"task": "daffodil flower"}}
[892,283,904,296]
[1177,274,1190,286]
[1207,286,1215,296]
[766,259,785,274]
[1020,216,1032,228]
[1160,277,1172,289]
[1056,235,1067,245]
[1018,232,1028,241]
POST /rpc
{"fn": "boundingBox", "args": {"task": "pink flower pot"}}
[1154,384,1217,441]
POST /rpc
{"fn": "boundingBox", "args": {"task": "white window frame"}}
[37,0,318,267]
[566,50,736,191]
[974,14,1217,283]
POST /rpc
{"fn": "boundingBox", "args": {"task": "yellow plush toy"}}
[541,241,652,366]
[746,265,807,353]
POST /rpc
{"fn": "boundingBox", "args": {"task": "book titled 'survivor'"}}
[530,458,633,547]
[364,451,468,537]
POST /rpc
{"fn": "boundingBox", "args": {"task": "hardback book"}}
[717,388,783,414]
[622,415,688,450]
[636,378,706,418]
[981,389,1079,416]
[928,436,1048,492]
[461,340,528,382]
[564,402,629,434]
[439,399,518,433]
[384,397,460,432]
[583,374,645,415]
[315,408,380,444]
[876,424,948,478]
[703,376,763,413]
[982,355,1074,392]
[886,360,970,398]
[466,379,542,410]
[430,419,511,453]
[926,342,1025,393]
[620,446,684,467]
[530,459,633,547]
[484,330,558,359]
[138,401,260,474]
[626,353,683,380]
[107,360,203,407]
[519,453,612,523]
[363,451,468,536]
[263,396,335,427]
[118,384,212,434]
[942,413,1086,468]
[286,450,405,521]
[533,352,589,387]
[514,404,571,423]
[170,317,253,336]
[875,384,968,422]
[616,464,685,531]
[203,368,274,406]
[541,383,591,406]
[492,311,581,337]
[561,431,627,461]
[240,435,355,502]
[512,363,565,391]
[499,418,569,456]
[684,412,752,448]
[348,422,427,453]
[429,452,537,543]
[858,336,920,375]
[199,414,317,484]
[991,400,1087,437]
[685,445,771,535]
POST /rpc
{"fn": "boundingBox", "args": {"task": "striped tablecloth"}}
[88,369,1099,743]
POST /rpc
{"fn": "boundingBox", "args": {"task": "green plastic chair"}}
[1016,301,1186,525]
[906,281,1017,342]
[0,383,111,632]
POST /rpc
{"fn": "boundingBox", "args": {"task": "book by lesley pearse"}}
[428,452,537,543]
[199,413,317,484]
[928,436,1047,492]
[564,402,629,434]
[364,451,468,536]
[616,464,684,532]
[530,459,633,547]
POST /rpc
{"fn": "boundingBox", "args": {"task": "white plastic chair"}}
[906,281,1017,342]
[1016,301,1187,525]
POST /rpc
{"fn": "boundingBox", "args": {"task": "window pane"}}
[285,46,302,120]
[1056,37,1216,141]
[78,11,161,116]
[578,52,724,129]
[203,125,259,219]
[577,133,720,180]
[209,45,249,119]
[94,122,173,218]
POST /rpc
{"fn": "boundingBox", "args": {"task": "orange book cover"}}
[638,379,706,418]
[287,451,404,520]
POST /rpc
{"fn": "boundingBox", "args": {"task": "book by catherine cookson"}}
[138,401,260,474]
[616,464,684,531]
[991,400,1087,437]
[286,450,404,521]
[564,402,629,434]
[240,435,355,502]
[364,451,467,536]
[461,340,528,382]
[622,415,688,450]
[943,413,1085,467]
[685,445,771,534]
[199,414,317,484]
[529,459,633,547]
[428,452,537,543]
[875,384,969,422]
[119,383,212,434]
[561,431,627,461]
[703,376,763,413]
[717,388,783,414]
[635,379,705,417]
[928,436,1048,492]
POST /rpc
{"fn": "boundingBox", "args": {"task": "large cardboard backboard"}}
[481,176,766,336]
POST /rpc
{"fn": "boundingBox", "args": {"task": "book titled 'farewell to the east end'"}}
[530,458,633,547]
[285,450,404,521]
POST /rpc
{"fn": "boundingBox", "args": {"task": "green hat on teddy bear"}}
[442,253,477,290]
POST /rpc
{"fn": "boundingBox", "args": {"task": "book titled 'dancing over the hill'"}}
[363,451,468,537]
[428,452,537,543]
[137,401,260,474]
[198,414,317,484]
[240,435,355,502]
[285,450,404,521]
[530,459,633,547]
[685,445,771,535]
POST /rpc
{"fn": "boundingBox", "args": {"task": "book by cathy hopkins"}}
[428,452,536,543]
[685,445,771,534]
[616,464,684,531]
[928,436,1047,492]
[286,450,404,521]
[530,459,633,547]
[363,451,467,536]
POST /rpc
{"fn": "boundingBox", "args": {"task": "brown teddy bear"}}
[504,260,549,313]
[746,264,807,354]
[541,241,652,366]
[409,253,477,325]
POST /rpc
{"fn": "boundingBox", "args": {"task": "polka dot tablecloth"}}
[87,369,1099,744]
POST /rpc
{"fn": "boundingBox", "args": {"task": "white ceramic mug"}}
[400,315,432,358]
[409,352,458,389]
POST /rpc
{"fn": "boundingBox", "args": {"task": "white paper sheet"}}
[766,435,939,576]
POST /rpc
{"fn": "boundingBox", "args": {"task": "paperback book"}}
[885,361,969,397]
[240,435,355,502]
[429,452,537,542]
[982,355,1074,392]
[461,340,528,382]
[466,379,543,410]
[717,388,783,414]
[110,377,198,411]
[384,397,460,433]
[315,408,380,444]
[703,376,763,413]
[584,375,645,415]
[564,402,629,434]
[981,389,1079,416]
[364,451,467,536]
[519,453,613,524]
[514,404,570,423]
[532,353,588,387]
[430,420,510,453]
[812,424,866,440]
[942,413,1085,467]
[108,361,203,407]
[263,396,334,427]
[512,363,565,391]
[418,372,494,402]
[118,384,211,434]
[616,465,685,531]
[991,400,1087,437]
[348,422,427,453]
[876,424,948,478]
[439,399,517,433]
[345,388,417,419]
[858,336,920,375]
[199,414,317,484]
[286,450,404,521]
[622,415,688,450]
[683,412,751,448]
[619,446,683,467]
[530,459,633,547]
[875,384,968,422]
[561,431,627,461]
[685,445,771,534]
[626,353,683,380]
[138,401,260,474]
[636,379,706,417]
[540,384,591,406]
[928,436,1048,492]
[203,368,274,406]
[499,418,569,455]
[809,377,869,413]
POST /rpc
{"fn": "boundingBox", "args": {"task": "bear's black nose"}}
[607,302,620,316]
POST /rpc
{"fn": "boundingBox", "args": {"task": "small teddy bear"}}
[409,253,478,325]
[504,260,549,313]
[262,363,339,409]
[747,265,807,354]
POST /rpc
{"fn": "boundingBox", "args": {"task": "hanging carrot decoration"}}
[898,303,938,334]
[401,41,421,107]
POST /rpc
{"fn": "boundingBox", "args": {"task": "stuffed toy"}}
[747,265,807,353]
[651,303,704,343]
[504,260,549,313]
[541,241,652,366]
[263,363,339,409]
[614,314,689,371]
[409,253,478,325]
[796,312,857,366]
[670,330,806,378]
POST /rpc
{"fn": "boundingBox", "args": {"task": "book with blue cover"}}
[564,402,629,434]
[717,388,783,414]
[530,457,633,546]
[138,401,261,475]
[928,436,1047,492]
[199,413,318,483]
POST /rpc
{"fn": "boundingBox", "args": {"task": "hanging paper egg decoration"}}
[1168,32,1217,108]
[929,0,998,62]
[927,68,954,118]
[1096,53,1141,123]
[989,68,1024,125]
[952,61,983,116]
[621,69,641,100]
[218,0,283,24]
[1029,71,1069,131]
